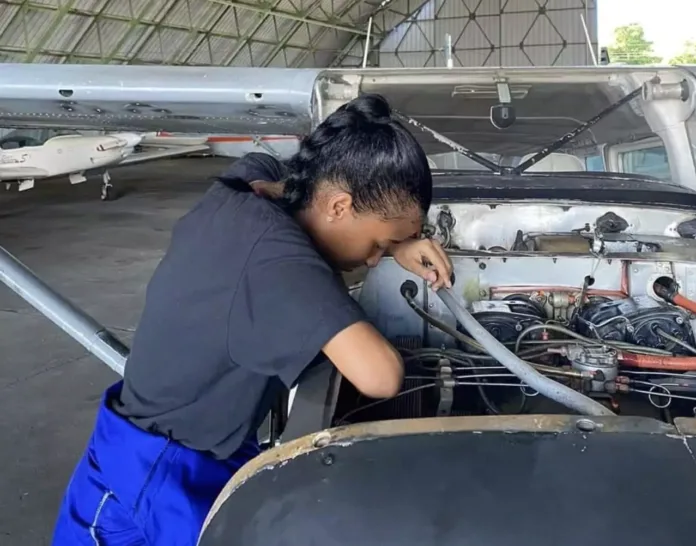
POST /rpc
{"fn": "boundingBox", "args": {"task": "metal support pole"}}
[0,245,128,375]
[362,17,373,68]
[444,34,453,68]
[580,13,598,66]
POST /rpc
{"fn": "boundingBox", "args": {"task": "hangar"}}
[4,2,696,546]
[0,1,597,68]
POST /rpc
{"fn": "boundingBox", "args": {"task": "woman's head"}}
[282,94,432,271]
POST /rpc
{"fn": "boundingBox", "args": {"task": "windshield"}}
[363,67,696,187]
[0,128,81,150]
[428,138,674,182]
[421,84,679,182]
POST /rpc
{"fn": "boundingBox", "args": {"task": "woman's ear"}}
[249,180,285,199]
[327,191,354,221]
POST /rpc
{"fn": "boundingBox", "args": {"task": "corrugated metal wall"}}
[342,0,597,67]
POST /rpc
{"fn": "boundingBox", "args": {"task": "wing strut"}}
[0,245,128,375]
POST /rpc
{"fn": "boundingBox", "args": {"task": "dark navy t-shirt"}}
[114,153,366,459]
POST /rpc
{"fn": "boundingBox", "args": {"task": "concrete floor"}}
[0,157,233,544]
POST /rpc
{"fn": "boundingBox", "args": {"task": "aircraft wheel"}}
[101,182,121,201]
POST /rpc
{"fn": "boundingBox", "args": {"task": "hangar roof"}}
[0,0,428,68]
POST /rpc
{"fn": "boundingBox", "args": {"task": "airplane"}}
[3,62,696,366]
[0,63,693,178]
[0,131,210,200]
[3,63,696,546]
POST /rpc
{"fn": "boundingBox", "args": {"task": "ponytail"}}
[277,94,431,217]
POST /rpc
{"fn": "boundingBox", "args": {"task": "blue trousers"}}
[52,382,260,545]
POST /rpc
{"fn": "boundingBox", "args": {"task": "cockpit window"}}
[618,145,671,181]
[585,154,605,172]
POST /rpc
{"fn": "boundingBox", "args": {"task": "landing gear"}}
[100,171,116,201]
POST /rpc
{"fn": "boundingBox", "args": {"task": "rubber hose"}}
[619,352,696,371]
[652,278,696,314]
[673,293,696,315]
[436,287,615,417]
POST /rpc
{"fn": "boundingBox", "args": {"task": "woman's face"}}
[307,191,422,271]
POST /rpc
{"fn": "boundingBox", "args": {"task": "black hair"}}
[279,93,432,217]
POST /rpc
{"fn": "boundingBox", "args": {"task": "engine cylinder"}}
[467,297,546,346]
[576,298,695,355]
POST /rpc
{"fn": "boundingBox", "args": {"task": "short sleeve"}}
[219,152,286,183]
[227,222,366,387]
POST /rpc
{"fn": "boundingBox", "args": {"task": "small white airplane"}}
[0,132,209,200]
[141,132,301,160]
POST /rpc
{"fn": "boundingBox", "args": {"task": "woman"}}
[52,94,452,545]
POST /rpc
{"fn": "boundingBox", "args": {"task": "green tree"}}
[607,23,662,65]
[670,41,696,64]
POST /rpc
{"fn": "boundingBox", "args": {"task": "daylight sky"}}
[598,0,696,61]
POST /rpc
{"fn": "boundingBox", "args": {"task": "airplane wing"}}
[0,64,321,135]
[116,144,211,166]
[0,166,50,180]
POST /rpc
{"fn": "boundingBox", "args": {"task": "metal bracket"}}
[252,135,281,157]
[437,358,454,416]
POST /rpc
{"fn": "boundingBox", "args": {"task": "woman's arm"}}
[322,322,403,399]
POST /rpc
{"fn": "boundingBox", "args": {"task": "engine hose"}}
[515,322,673,356]
[655,327,696,355]
[436,287,615,416]
[653,277,696,314]
[673,293,696,315]
[403,296,561,364]
[619,352,696,371]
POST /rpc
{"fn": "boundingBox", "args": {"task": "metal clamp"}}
[437,358,455,416]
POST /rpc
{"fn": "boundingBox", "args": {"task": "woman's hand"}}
[390,238,453,290]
